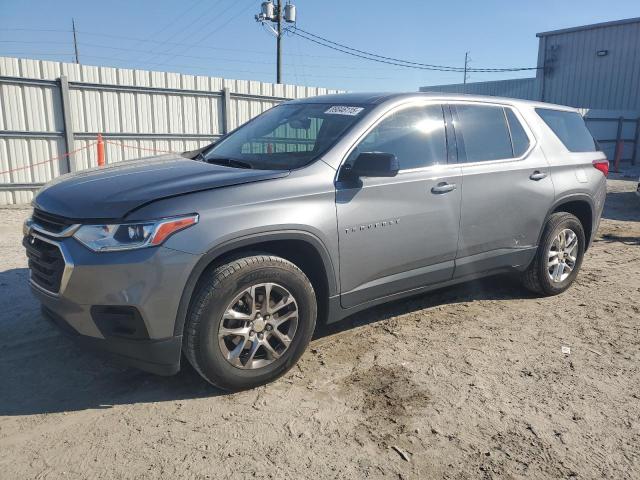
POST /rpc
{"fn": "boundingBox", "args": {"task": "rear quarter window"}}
[505,108,530,157]
[535,108,596,152]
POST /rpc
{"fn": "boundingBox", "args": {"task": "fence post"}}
[632,118,639,166]
[58,75,75,174]
[612,117,624,173]
[221,87,232,135]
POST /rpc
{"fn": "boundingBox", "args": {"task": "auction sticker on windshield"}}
[325,106,364,116]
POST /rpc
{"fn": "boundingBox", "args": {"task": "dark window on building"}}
[505,108,530,157]
[350,104,447,170]
[453,104,513,162]
[535,108,596,152]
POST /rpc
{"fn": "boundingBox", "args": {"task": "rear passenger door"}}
[450,103,554,276]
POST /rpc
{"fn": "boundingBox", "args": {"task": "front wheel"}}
[183,255,316,391]
[522,212,585,296]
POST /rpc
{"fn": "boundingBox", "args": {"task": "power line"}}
[0,28,71,33]
[104,0,209,62]
[0,52,75,57]
[289,26,541,73]
[286,28,471,73]
[0,27,352,61]
[0,51,396,81]
[138,0,227,64]
[76,41,405,71]
[0,39,423,73]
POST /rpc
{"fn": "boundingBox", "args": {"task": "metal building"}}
[535,17,640,111]
[422,17,640,110]
[420,17,640,166]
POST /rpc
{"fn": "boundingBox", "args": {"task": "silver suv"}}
[23,93,608,390]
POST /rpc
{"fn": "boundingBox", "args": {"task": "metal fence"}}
[583,116,639,171]
[0,56,342,205]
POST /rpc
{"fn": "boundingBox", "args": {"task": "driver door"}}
[336,103,462,308]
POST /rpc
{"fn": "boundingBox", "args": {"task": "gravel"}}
[1,178,638,479]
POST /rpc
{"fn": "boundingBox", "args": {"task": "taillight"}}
[592,159,609,177]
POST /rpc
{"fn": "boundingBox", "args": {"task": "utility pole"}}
[276,1,282,84]
[72,18,80,64]
[463,51,470,90]
[255,1,296,84]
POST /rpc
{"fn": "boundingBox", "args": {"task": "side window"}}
[535,108,596,152]
[505,108,530,157]
[453,104,513,162]
[350,104,446,170]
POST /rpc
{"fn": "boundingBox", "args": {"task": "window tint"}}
[536,108,596,152]
[453,104,513,162]
[350,104,446,170]
[505,108,530,157]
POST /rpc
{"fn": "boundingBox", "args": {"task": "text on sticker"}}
[325,106,364,116]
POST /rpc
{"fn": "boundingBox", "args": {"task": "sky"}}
[0,0,638,91]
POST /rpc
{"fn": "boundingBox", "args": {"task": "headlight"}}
[73,214,198,252]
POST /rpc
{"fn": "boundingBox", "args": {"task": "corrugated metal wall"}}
[537,19,640,110]
[0,56,342,205]
[420,78,538,101]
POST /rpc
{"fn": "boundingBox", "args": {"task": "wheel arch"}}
[173,231,337,336]
[542,194,595,250]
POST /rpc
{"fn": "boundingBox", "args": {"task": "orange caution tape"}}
[0,142,96,177]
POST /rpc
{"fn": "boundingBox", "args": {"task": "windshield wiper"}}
[204,156,253,169]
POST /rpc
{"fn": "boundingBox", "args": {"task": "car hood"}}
[33,154,289,220]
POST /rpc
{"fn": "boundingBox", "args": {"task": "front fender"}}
[171,229,338,336]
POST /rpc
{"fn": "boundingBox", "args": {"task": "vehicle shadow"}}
[0,268,223,417]
[599,233,640,245]
[0,269,529,417]
[314,274,530,339]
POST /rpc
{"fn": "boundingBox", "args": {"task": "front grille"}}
[23,235,65,293]
[32,209,75,234]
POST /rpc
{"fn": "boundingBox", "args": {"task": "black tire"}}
[522,212,586,296]
[183,254,316,391]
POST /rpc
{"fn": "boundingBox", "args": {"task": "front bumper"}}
[41,304,183,375]
[26,230,199,375]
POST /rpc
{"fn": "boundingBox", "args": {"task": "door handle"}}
[529,171,548,181]
[431,182,457,194]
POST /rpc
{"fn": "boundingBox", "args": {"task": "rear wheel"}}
[183,255,316,391]
[522,212,585,296]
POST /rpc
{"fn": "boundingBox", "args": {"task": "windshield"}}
[203,103,370,170]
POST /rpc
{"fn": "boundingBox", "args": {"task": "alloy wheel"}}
[547,228,579,283]
[217,282,299,369]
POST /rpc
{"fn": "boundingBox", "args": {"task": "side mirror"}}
[348,152,399,178]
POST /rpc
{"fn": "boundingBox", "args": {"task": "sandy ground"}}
[0,178,638,479]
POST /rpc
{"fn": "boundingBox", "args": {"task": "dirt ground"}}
[0,178,638,480]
